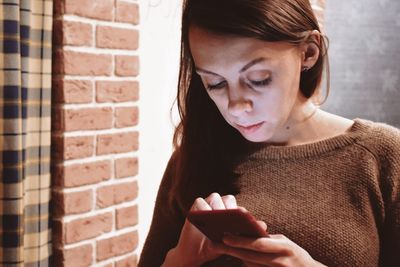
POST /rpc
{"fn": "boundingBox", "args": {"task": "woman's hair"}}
[169,0,329,212]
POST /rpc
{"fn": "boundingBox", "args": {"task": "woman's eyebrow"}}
[196,68,219,76]
[240,57,268,73]
[196,57,268,76]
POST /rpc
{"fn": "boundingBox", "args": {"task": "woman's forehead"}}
[189,26,298,70]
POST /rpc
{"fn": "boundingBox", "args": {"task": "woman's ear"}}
[301,30,321,70]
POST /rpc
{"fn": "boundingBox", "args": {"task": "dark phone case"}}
[187,209,268,242]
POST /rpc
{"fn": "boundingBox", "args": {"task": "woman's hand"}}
[221,234,327,267]
[162,193,237,267]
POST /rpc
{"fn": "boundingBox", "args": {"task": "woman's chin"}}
[240,131,273,143]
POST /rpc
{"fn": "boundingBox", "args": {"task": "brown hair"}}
[169,0,329,212]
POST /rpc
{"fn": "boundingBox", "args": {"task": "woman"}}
[139,0,400,266]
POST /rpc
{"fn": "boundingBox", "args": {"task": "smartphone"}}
[187,209,268,242]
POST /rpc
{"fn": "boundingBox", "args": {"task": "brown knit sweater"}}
[138,119,400,267]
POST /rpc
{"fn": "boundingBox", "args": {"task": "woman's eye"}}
[206,81,226,90]
[249,78,272,87]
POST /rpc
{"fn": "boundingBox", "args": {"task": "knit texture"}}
[138,119,400,267]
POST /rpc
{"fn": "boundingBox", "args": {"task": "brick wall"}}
[51,0,140,266]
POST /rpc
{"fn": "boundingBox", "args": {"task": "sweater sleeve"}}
[375,124,400,266]
[138,153,185,267]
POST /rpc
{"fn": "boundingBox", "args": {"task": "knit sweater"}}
[138,119,400,267]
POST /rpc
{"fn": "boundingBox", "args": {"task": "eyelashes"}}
[248,78,272,87]
[206,81,227,90]
[206,78,272,91]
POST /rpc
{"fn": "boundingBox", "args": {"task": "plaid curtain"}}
[0,0,52,266]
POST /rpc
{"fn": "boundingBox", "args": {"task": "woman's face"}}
[189,26,308,143]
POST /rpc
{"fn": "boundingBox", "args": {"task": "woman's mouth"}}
[236,122,264,134]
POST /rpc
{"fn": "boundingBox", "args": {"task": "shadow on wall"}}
[323,0,400,128]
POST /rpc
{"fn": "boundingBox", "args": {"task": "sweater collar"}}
[247,118,372,160]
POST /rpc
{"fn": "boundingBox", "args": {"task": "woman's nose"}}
[227,97,253,117]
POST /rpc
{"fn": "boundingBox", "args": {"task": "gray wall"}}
[323,0,400,128]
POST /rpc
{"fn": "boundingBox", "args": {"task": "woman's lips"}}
[236,122,264,134]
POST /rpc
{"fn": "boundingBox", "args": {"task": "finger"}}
[190,197,212,211]
[186,198,212,235]
[256,220,268,232]
[220,245,278,266]
[223,235,290,254]
[207,240,229,255]
[221,194,237,209]
[205,192,226,210]
[268,234,289,240]
[237,206,248,212]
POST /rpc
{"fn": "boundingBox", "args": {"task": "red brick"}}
[115,107,139,128]
[64,212,113,244]
[61,51,112,76]
[54,244,93,267]
[52,135,94,161]
[53,190,93,216]
[96,26,139,50]
[52,20,64,45]
[115,254,138,267]
[115,55,139,77]
[96,231,138,261]
[53,0,64,16]
[54,20,92,46]
[96,185,115,208]
[64,0,113,21]
[55,160,111,187]
[96,181,138,208]
[63,136,94,160]
[52,135,63,161]
[116,205,138,229]
[52,79,93,104]
[96,81,139,103]
[115,157,138,178]
[64,190,93,215]
[52,107,63,133]
[52,50,65,75]
[64,108,113,131]
[114,181,139,203]
[52,191,64,218]
[116,1,140,25]
[97,132,139,155]
[51,135,94,161]
[52,220,63,246]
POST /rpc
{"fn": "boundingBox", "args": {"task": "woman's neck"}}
[267,101,354,147]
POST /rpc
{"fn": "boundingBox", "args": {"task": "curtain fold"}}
[0,0,52,266]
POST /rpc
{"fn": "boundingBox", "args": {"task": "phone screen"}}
[187,209,268,242]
